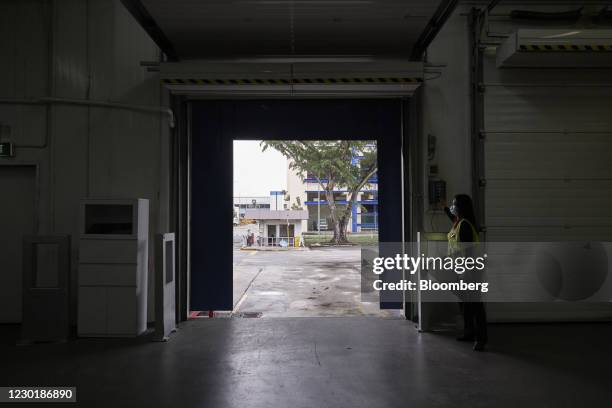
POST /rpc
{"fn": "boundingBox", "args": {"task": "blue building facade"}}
[287,148,378,233]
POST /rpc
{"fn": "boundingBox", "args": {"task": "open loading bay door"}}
[189,99,405,312]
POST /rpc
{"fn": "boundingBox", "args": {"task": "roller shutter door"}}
[482,55,612,321]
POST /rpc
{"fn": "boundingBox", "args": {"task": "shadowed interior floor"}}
[2,319,612,407]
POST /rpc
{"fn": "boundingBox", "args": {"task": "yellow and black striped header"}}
[161,77,423,86]
[519,44,612,52]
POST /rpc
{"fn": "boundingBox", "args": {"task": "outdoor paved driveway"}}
[233,245,400,318]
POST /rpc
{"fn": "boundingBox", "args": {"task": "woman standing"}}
[443,194,488,351]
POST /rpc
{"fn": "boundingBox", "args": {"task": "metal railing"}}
[256,236,296,247]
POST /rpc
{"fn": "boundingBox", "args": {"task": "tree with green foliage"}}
[261,140,377,244]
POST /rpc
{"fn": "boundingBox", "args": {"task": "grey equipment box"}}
[78,199,149,337]
[154,233,177,341]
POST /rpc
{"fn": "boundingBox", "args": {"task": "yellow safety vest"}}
[447,218,479,255]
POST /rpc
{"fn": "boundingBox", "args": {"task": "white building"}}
[244,209,308,247]
[233,196,271,218]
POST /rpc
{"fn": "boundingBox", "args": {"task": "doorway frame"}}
[0,162,41,323]
[0,162,41,234]
[171,96,420,321]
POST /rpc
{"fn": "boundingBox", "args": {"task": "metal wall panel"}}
[486,179,612,227]
[0,0,48,147]
[486,227,612,243]
[0,166,37,323]
[485,132,612,179]
[482,16,612,321]
[484,85,612,132]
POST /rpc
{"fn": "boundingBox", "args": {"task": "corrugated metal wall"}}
[483,69,612,242]
[0,0,170,323]
[481,5,612,321]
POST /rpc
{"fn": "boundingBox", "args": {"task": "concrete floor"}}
[6,227,603,406]
[2,320,612,407]
[233,232,397,317]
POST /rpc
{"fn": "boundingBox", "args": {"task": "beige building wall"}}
[286,160,309,232]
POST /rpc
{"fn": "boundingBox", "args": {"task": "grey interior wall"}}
[420,1,612,322]
[481,2,612,243]
[0,166,37,322]
[480,2,612,322]
[420,4,473,233]
[420,0,612,232]
[0,0,171,323]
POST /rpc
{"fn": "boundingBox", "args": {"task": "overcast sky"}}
[233,140,287,197]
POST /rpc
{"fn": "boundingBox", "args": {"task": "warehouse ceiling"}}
[123,0,450,60]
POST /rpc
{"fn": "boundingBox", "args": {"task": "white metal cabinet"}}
[77,199,149,337]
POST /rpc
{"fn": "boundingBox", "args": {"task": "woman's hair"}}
[454,194,478,230]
